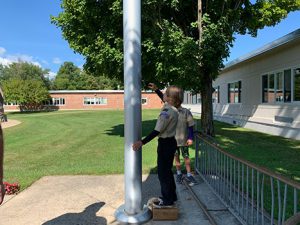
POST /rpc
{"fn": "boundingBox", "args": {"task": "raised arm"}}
[148,83,164,102]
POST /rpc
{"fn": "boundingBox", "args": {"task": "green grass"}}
[194,119,300,221]
[212,120,300,182]
[3,111,299,193]
[4,110,163,190]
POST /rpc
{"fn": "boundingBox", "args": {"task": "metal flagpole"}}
[115,0,151,223]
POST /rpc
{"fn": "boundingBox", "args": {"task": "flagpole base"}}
[115,204,152,224]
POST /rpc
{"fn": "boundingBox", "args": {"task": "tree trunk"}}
[198,0,215,136]
[200,75,215,136]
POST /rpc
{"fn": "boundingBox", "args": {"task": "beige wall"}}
[212,38,300,139]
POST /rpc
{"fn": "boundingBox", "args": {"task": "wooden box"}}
[152,205,179,221]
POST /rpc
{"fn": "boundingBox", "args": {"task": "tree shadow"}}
[104,119,157,137]
[206,120,300,181]
[42,202,107,225]
[7,106,59,115]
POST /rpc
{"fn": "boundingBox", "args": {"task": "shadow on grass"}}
[104,119,157,137]
[195,118,300,180]
[211,121,300,181]
[7,106,59,115]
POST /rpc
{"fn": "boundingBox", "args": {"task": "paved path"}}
[0,174,241,225]
[1,119,21,129]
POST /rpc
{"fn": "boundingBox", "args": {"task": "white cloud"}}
[0,53,42,67]
[53,57,62,64]
[0,57,11,66]
[47,71,57,79]
[0,47,6,55]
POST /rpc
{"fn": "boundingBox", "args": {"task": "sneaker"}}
[153,199,174,208]
[176,174,183,183]
[186,176,198,186]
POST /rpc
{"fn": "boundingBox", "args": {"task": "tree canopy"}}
[52,61,122,90]
[52,0,300,135]
[0,61,51,89]
[0,62,51,111]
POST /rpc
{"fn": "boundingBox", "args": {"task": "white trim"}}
[260,66,300,104]
[293,67,300,102]
[227,80,242,104]
[83,97,108,105]
[49,90,154,94]
[141,97,148,105]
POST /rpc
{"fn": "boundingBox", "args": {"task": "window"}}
[213,86,220,103]
[261,69,292,103]
[228,81,241,103]
[269,74,275,102]
[141,98,147,105]
[284,69,291,102]
[275,72,284,102]
[4,101,18,106]
[43,98,65,106]
[83,97,107,105]
[262,75,268,103]
[294,68,300,101]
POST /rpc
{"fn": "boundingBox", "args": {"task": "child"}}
[148,83,197,186]
[132,86,183,207]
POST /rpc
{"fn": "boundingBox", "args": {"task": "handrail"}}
[195,132,300,225]
[197,133,300,190]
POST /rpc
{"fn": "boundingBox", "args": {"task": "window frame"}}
[213,86,220,104]
[261,67,299,104]
[227,81,241,104]
[83,97,108,105]
[44,97,65,106]
[141,97,148,105]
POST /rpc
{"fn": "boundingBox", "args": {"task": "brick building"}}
[4,90,163,111]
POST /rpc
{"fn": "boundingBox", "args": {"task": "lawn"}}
[3,110,163,190]
[212,121,300,182]
[3,110,299,192]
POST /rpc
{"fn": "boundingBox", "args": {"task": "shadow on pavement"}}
[42,202,107,225]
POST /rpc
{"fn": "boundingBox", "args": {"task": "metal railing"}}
[195,133,300,225]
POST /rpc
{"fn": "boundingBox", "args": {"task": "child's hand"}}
[148,83,158,91]
[132,141,143,151]
[186,139,193,146]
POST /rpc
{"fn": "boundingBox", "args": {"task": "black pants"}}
[157,137,177,205]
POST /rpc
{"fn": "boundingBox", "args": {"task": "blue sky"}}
[0,0,84,79]
[0,1,299,79]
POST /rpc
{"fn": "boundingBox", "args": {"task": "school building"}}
[4,90,163,111]
[211,28,300,140]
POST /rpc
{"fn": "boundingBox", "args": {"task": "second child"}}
[148,83,197,186]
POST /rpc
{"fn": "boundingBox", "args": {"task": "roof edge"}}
[224,28,300,70]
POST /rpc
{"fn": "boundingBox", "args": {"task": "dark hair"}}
[166,85,183,108]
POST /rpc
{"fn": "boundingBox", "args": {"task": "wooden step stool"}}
[148,198,179,221]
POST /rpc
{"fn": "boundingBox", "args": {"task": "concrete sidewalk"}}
[0,174,241,225]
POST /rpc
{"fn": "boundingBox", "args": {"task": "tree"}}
[2,79,50,111]
[53,61,122,90]
[0,62,51,111]
[52,0,300,136]
[53,62,81,90]
[0,61,51,89]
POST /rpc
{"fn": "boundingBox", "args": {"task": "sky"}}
[0,1,300,79]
